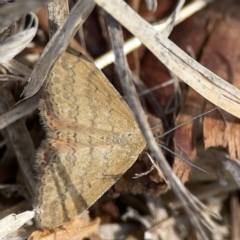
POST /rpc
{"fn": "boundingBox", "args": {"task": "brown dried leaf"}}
[28,212,100,240]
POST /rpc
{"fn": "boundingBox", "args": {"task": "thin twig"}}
[95,0,212,69]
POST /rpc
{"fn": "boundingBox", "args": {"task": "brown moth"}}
[35,51,146,229]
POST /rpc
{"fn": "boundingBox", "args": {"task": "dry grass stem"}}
[95,0,240,119]
[95,0,208,69]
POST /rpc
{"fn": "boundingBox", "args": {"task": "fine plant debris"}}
[0,0,240,239]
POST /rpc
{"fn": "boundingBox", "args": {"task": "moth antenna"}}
[157,106,219,139]
[159,143,209,174]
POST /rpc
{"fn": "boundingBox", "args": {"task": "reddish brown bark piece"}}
[172,0,240,181]
[201,0,240,160]
[170,4,212,182]
[173,90,204,183]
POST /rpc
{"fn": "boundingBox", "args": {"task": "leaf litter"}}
[1,1,239,239]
